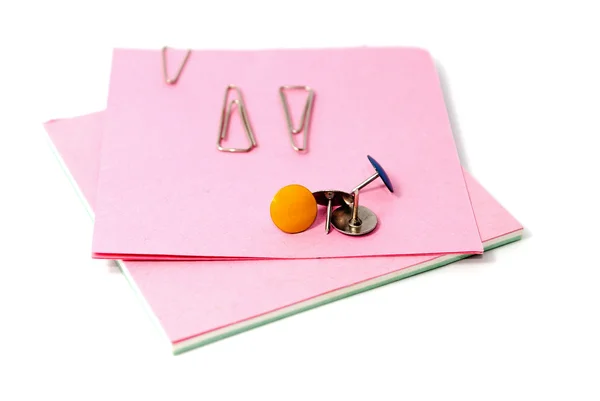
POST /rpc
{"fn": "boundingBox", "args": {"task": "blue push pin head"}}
[352,155,394,193]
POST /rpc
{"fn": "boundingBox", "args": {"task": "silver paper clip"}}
[162,46,191,85]
[217,85,257,153]
[279,85,315,152]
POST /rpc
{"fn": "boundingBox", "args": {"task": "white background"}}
[1,1,599,400]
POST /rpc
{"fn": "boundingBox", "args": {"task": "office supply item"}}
[45,111,523,354]
[352,155,394,193]
[279,85,315,152]
[324,192,334,234]
[217,85,258,153]
[161,46,191,85]
[312,190,353,234]
[92,47,484,260]
[332,189,378,236]
[270,184,317,233]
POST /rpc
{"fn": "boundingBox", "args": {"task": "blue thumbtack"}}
[351,155,394,193]
[330,155,393,236]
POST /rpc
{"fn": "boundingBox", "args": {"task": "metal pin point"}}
[349,190,362,227]
[312,190,353,234]
[325,192,333,233]
[351,155,394,193]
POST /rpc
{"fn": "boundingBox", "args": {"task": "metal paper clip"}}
[162,46,191,85]
[279,85,315,152]
[217,85,257,153]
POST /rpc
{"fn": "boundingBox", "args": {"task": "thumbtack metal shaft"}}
[349,190,362,227]
[325,192,333,234]
[352,173,380,193]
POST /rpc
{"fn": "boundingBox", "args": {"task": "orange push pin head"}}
[270,184,317,233]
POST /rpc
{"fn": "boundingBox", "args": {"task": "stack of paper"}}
[44,47,522,355]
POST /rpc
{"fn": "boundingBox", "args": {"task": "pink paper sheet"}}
[92,47,483,260]
[45,112,521,347]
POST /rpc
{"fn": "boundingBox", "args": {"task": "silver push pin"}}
[331,189,378,236]
[313,190,353,234]
[351,155,394,193]
[331,155,393,236]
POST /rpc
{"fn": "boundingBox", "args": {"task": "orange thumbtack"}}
[270,184,317,233]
